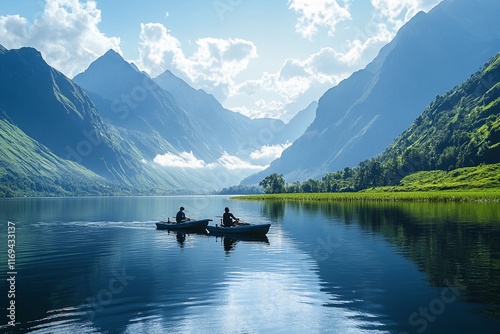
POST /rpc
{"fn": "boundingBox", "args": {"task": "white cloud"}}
[288,0,352,39]
[153,151,266,172]
[0,0,121,77]
[371,0,443,29]
[188,37,258,85]
[137,23,183,77]
[250,143,292,163]
[137,22,258,96]
[231,0,440,120]
[339,22,394,65]
[232,47,352,119]
[153,151,207,169]
[0,15,28,47]
[215,152,267,171]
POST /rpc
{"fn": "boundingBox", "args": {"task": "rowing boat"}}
[155,219,212,231]
[206,223,271,236]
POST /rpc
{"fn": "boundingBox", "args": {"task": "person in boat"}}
[176,206,190,223]
[222,207,241,226]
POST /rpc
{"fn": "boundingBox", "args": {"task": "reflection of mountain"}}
[243,0,500,184]
[282,200,500,321]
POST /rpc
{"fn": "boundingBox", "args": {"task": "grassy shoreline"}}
[233,189,500,202]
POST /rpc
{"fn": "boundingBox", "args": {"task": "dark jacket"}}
[222,212,237,226]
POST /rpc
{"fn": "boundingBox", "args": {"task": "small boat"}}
[206,223,271,236]
[155,219,212,231]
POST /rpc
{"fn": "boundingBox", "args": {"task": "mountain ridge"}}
[0,46,140,181]
[0,43,315,196]
[265,52,500,193]
[242,0,500,185]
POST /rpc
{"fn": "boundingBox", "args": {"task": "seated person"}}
[222,207,239,226]
[176,206,190,223]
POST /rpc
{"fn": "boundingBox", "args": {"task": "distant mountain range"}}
[0,47,137,185]
[1,0,500,197]
[0,45,314,196]
[73,50,313,163]
[242,0,500,185]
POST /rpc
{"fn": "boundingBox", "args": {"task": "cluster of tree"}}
[259,169,358,194]
[259,54,500,194]
[216,185,263,195]
[0,166,128,197]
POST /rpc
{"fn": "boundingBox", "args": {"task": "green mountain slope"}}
[378,53,500,183]
[379,163,500,192]
[274,53,500,193]
[0,46,275,195]
[0,113,118,197]
[345,53,500,191]
[0,46,222,195]
[242,0,500,185]
[0,46,141,182]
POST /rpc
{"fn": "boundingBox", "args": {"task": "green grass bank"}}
[234,189,500,202]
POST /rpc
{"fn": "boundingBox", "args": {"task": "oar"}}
[237,219,250,225]
[156,217,173,223]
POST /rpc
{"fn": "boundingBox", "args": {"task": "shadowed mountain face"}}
[153,70,316,148]
[73,50,316,188]
[0,47,214,192]
[242,0,500,184]
[0,47,139,182]
[73,50,289,163]
[73,50,210,159]
[0,43,317,195]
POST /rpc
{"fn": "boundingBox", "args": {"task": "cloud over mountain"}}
[137,22,257,93]
[288,0,352,39]
[0,0,121,78]
[0,0,442,120]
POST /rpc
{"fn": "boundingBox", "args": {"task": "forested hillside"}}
[243,0,500,185]
[380,53,500,177]
[268,53,500,193]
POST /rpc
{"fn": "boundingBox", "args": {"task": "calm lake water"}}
[1,196,500,333]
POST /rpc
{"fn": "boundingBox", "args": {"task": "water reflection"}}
[223,236,237,252]
[260,200,286,221]
[260,200,500,321]
[156,228,270,255]
[1,197,499,333]
[218,235,269,254]
[176,232,186,246]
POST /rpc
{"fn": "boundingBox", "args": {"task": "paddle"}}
[215,215,249,226]
[158,216,193,224]
[236,219,250,226]
[156,217,173,223]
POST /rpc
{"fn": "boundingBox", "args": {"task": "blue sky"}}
[0,0,443,121]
